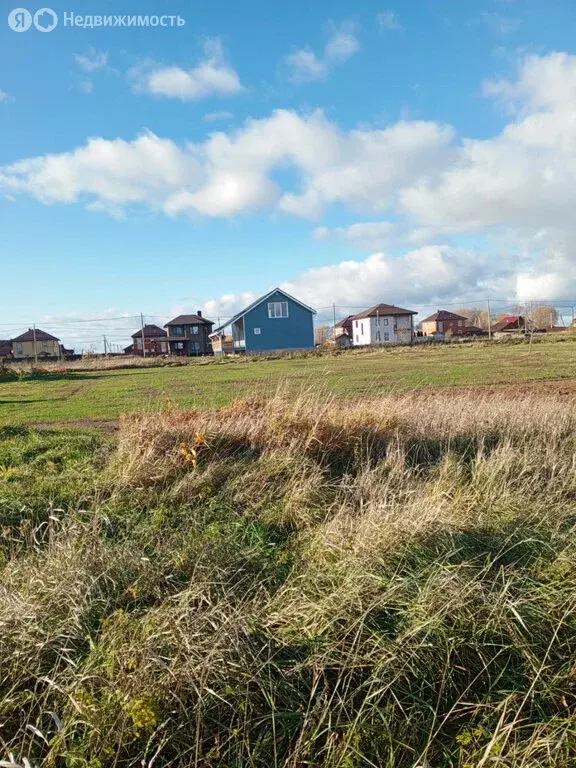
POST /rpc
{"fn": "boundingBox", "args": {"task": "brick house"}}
[491,315,526,333]
[421,310,468,337]
[130,324,169,356]
[164,312,214,356]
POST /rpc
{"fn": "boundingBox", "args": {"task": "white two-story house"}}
[350,303,417,345]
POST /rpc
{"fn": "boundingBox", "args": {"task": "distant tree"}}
[314,324,330,345]
[530,305,559,329]
[455,308,487,328]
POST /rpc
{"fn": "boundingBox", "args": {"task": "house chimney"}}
[197,310,202,317]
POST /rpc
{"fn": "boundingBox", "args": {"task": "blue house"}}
[210,288,316,355]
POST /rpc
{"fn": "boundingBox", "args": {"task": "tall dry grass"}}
[1,388,576,766]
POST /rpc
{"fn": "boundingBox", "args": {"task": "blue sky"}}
[1,0,576,349]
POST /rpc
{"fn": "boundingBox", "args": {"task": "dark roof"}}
[12,328,59,342]
[492,315,524,333]
[131,324,167,339]
[351,303,417,320]
[334,315,354,330]
[421,309,468,323]
[165,314,213,327]
[213,287,316,333]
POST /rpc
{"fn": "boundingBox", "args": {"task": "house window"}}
[384,332,390,341]
[268,301,289,319]
[355,335,359,343]
[136,338,142,349]
[16,343,22,354]
[254,327,261,335]
[192,341,200,350]
[174,327,183,335]
[361,322,364,334]
[438,322,443,331]
[383,318,389,326]
[458,320,464,327]
[191,326,199,335]
[355,320,358,328]
[175,342,184,350]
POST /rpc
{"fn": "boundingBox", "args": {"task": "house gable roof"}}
[131,324,167,339]
[213,288,316,333]
[165,314,213,327]
[421,310,468,323]
[351,303,417,320]
[334,315,355,329]
[492,315,524,332]
[12,328,59,342]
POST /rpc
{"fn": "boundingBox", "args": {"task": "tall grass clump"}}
[1,388,576,766]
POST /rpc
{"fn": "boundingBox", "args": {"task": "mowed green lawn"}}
[1,340,575,425]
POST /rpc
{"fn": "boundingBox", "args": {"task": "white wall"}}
[351,314,413,345]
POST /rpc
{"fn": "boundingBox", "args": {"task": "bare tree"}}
[314,324,330,345]
[530,305,559,330]
[455,308,489,328]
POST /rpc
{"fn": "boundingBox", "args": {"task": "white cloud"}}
[0,132,204,208]
[324,22,360,61]
[285,50,328,83]
[74,47,109,73]
[285,22,360,83]
[377,11,402,31]
[281,247,495,310]
[0,109,452,220]
[3,47,576,313]
[203,111,234,122]
[314,221,397,249]
[0,89,9,104]
[194,246,513,325]
[480,12,521,35]
[130,38,243,101]
[484,52,576,113]
[397,54,576,242]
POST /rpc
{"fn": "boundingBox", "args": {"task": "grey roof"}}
[213,287,316,333]
[165,314,213,327]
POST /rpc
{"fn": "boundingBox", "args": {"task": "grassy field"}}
[1,338,576,425]
[2,388,576,766]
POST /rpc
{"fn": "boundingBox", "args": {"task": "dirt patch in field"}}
[421,377,576,399]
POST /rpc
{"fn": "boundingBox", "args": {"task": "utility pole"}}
[32,323,38,363]
[332,303,337,340]
[487,298,492,340]
[140,313,146,357]
[103,335,107,355]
